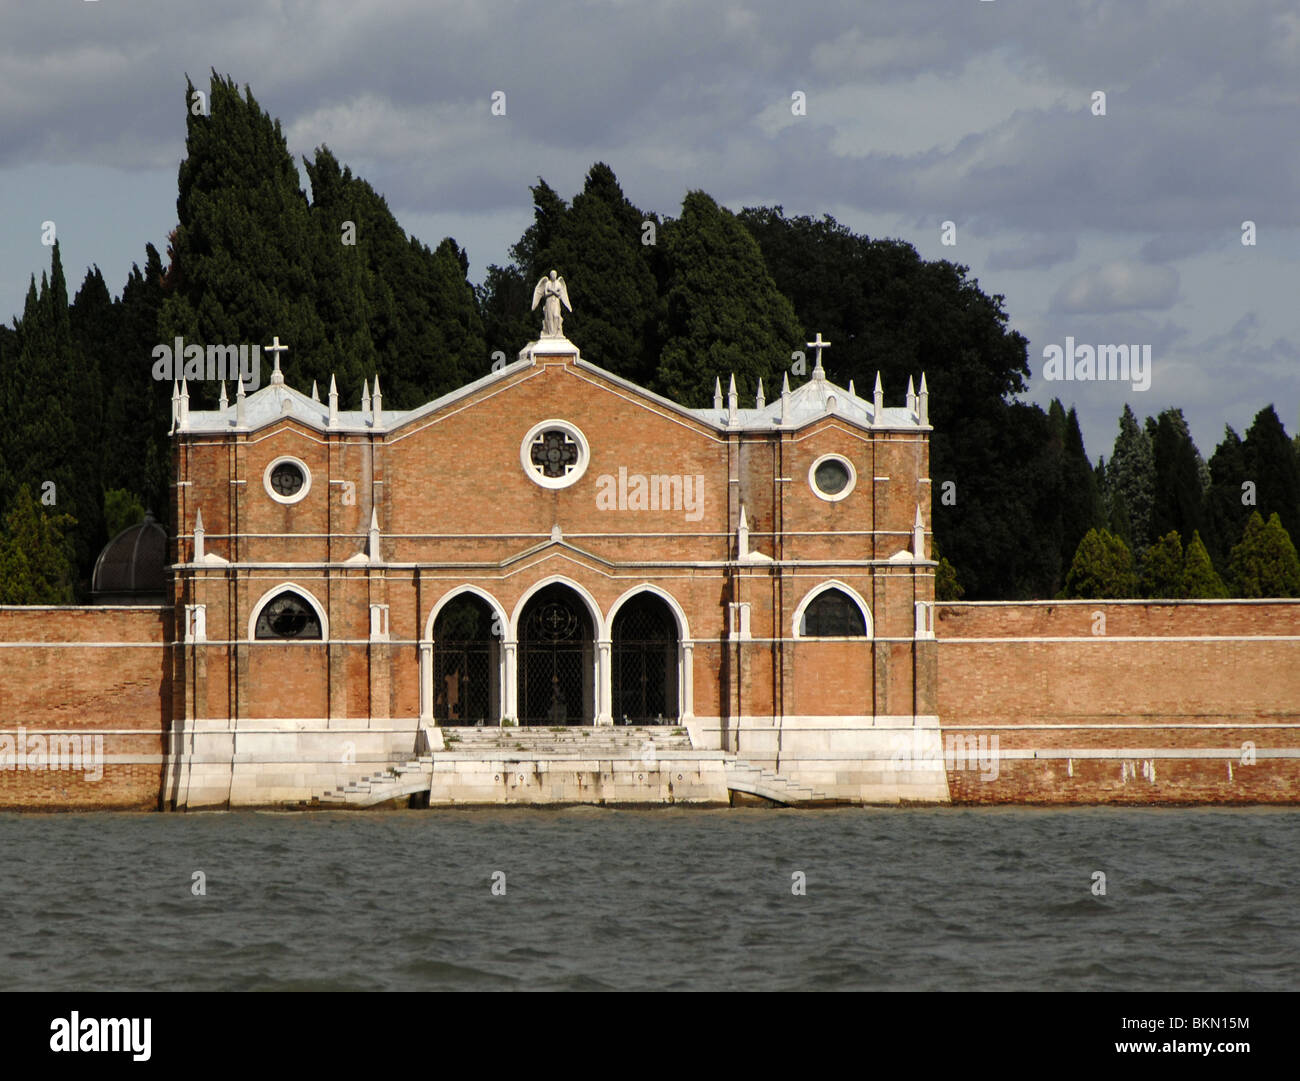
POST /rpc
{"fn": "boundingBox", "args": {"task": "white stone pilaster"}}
[419,642,433,723]
[681,641,695,720]
[597,639,613,725]
[503,640,518,724]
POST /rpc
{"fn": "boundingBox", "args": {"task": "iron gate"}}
[433,596,498,725]
[518,587,592,726]
[611,593,678,724]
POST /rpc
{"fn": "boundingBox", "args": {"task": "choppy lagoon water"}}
[0,807,1296,991]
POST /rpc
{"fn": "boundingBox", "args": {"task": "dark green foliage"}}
[0,485,76,604]
[1106,405,1156,552]
[1061,528,1138,599]
[1150,408,1207,546]
[1140,530,1185,598]
[104,488,146,540]
[654,191,801,406]
[1242,405,1300,544]
[497,164,663,384]
[1228,511,1300,597]
[736,206,1036,597]
[1203,425,1251,570]
[1182,531,1228,598]
[304,145,485,405]
[930,535,965,601]
[0,244,100,584]
[160,72,329,404]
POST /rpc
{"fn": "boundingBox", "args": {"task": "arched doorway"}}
[611,592,679,725]
[433,594,500,725]
[517,583,595,726]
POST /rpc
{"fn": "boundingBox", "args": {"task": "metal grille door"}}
[519,587,593,726]
[433,596,498,725]
[612,593,679,725]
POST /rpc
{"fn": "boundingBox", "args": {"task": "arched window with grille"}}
[798,587,868,638]
[253,590,323,640]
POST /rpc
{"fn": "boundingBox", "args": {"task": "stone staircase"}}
[314,753,435,808]
[724,760,827,806]
[306,725,829,808]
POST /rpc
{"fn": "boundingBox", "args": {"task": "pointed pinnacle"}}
[311,380,320,401]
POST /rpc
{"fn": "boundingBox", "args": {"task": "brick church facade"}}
[162,314,940,805]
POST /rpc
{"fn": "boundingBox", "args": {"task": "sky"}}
[1,0,1297,462]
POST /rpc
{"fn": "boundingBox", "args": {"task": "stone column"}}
[596,639,613,725]
[419,642,433,723]
[503,639,518,725]
[681,641,695,720]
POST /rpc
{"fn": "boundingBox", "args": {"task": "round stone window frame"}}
[520,419,590,490]
[263,455,312,505]
[808,453,856,502]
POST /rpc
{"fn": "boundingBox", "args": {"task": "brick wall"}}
[0,606,171,809]
[936,600,1300,803]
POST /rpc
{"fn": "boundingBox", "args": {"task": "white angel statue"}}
[531,270,572,338]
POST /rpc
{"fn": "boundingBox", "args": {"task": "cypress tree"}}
[1061,404,1103,572]
[2,246,98,586]
[1150,408,1206,545]
[1228,511,1300,597]
[1204,425,1251,571]
[1182,531,1228,598]
[1139,530,1185,598]
[0,485,76,604]
[1106,405,1156,552]
[1242,405,1300,543]
[159,72,328,402]
[304,146,484,406]
[654,191,801,406]
[1061,528,1138,599]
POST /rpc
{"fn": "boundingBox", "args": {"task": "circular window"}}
[263,456,312,505]
[809,454,856,502]
[520,420,590,489]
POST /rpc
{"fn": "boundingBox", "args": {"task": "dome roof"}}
[92,513,168,598]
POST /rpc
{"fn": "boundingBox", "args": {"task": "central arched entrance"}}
[517,583,595,726]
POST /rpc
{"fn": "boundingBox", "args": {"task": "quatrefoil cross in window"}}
[530,429,580,478]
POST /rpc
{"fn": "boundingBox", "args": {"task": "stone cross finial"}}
[265,336,289,385]
[807,332,831,379]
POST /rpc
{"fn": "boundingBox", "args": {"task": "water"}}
[1,807,1295,991]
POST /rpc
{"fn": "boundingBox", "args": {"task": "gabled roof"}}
[174,336,931,437]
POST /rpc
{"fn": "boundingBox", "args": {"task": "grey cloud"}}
[987,234,1079,271]
[1050,261,1180,313]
